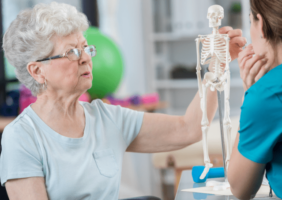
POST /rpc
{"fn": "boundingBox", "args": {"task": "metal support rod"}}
[217,91,228,182]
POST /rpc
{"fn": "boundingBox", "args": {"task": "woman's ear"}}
[257,14,265,38]
[27,62,46,84]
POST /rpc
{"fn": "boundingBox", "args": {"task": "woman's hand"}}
[238,44,269,92]
[219,26,247,61]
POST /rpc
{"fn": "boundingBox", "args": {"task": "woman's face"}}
[44,32,93,95]
[250,13,265,55]
[250,12,274,63]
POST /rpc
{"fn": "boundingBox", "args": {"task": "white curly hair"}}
[3,2,89,96]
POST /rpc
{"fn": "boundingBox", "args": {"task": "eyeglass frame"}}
[36,45,97,62]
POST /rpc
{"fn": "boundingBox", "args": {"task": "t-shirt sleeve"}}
[93,100,144,147]
[0,122,44,186]
[238,88,282,164]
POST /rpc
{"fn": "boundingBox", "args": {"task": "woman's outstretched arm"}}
[127,88,217,153]
[127,27,246,153]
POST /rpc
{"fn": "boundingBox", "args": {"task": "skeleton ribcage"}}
[200,35,231,77]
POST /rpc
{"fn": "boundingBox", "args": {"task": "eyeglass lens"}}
[85,46,96,57]
[66,46,96,61]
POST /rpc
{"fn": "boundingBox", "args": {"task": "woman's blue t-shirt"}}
[0,100,144,200]
[238,64,282,198]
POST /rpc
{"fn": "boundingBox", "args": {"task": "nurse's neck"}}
[264,42,282,71]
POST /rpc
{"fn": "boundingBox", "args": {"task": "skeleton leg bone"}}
[223,36,232,170]
[195,38,213,179]
[200,83,213,179]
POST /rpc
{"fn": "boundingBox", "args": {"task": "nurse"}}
[229,0,282,199]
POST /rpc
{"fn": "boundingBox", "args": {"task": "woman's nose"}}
[79,50,91,65]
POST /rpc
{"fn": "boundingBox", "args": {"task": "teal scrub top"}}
[0,100,144,200]
[238,63,282,198]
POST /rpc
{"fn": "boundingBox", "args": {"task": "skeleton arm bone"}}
[196,38,203,99]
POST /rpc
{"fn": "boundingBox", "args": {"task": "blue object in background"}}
[192,166,225,183]
[0,90,19,117]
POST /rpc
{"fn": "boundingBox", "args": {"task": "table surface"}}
[175,170,279,200]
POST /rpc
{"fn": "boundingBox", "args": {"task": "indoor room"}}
[0,0,280,200]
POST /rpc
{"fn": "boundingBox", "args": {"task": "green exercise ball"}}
[84,26,123,99]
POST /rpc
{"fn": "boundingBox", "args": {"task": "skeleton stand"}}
[217,91,228,182]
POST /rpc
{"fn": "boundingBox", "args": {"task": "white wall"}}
[98,0,147,98]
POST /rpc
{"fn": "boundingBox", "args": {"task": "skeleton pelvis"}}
[204,72,217,82]
[204,72,227,92]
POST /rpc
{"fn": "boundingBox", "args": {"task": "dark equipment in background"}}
[0,0,5,108]
[170,64,208,80]
[0,0,20,117]
[82,0,99,27]
[170,64,197,79]
[0,90,20,116]
[0,0,13,197]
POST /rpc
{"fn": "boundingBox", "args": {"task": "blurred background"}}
[0,0,250,199]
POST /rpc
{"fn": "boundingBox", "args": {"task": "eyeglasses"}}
[36,45,97,62]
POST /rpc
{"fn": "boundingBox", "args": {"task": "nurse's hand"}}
[219,26,246,61]
[238,44,270,92]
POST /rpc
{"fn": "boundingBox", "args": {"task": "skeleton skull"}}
[207,5,224,28]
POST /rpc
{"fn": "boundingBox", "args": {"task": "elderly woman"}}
[0,2,245,200]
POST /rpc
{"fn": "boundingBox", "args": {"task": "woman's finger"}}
[245,68,255,87]
[230,37,247,48]
[255,65,270,82]
[241,56,262,82]
[227,29,243,38]
[249,58,267,77]
[238,46,253,64]
[219,26,233,34]
[245,54,265,71]
[238,45,253,63]
[239,54,253,71]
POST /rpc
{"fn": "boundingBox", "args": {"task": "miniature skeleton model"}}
[195,5,232,180]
